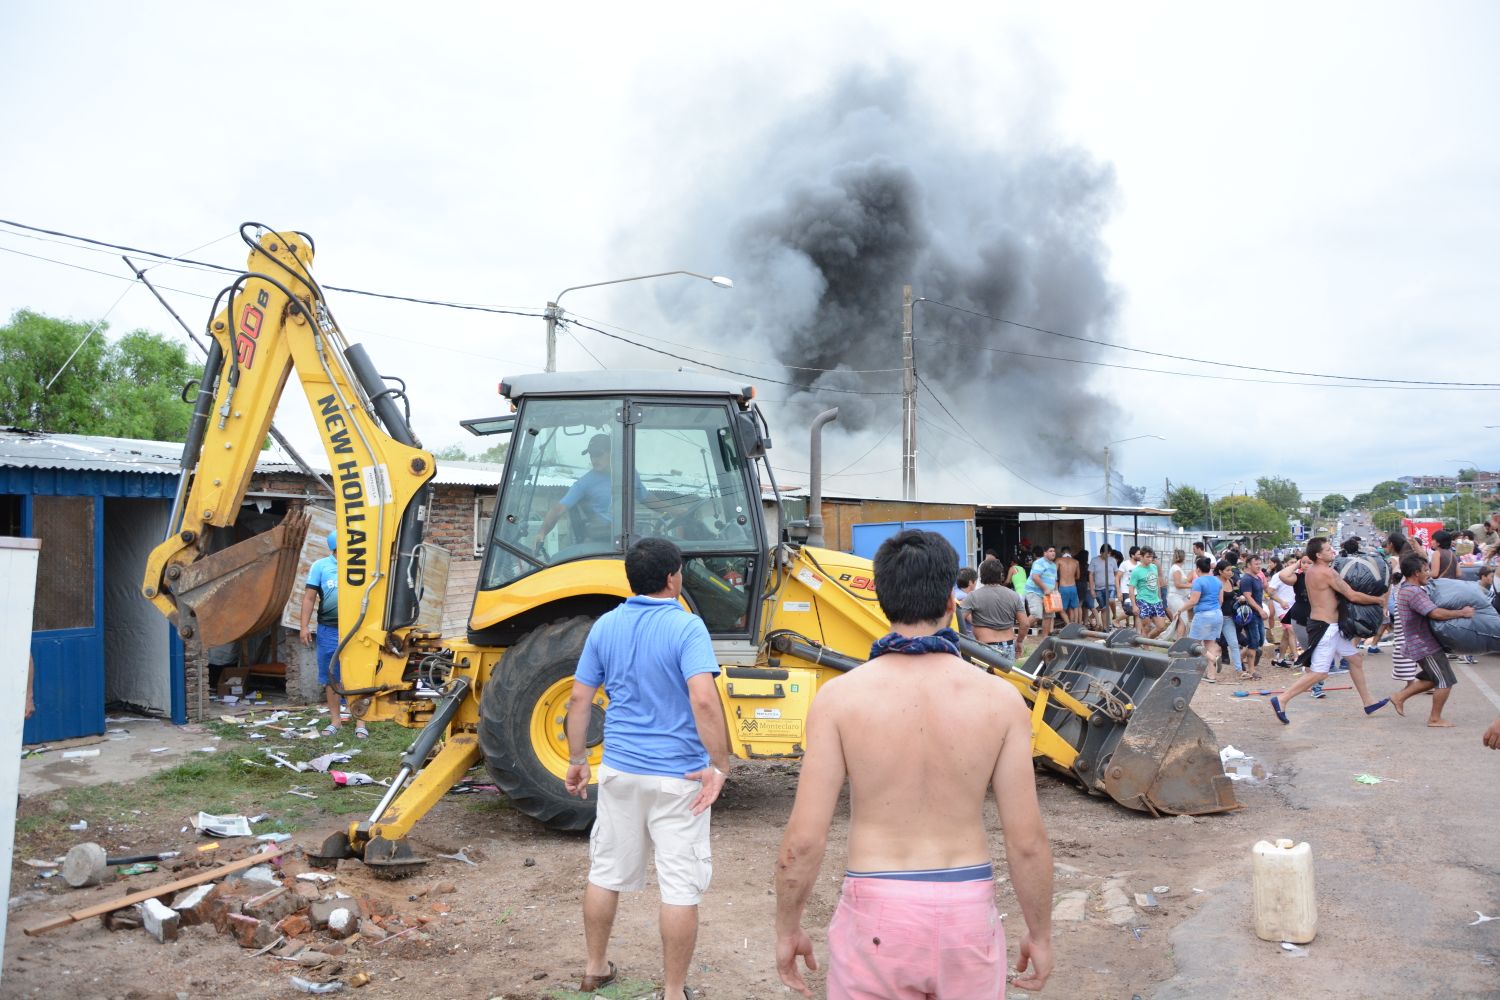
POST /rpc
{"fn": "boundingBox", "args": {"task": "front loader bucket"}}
[168,508,310,648]
[1025,626,1239,816]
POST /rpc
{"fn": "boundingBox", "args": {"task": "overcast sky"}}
[3,3,1496,509]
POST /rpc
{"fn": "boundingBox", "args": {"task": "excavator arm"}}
[142,224,437,709]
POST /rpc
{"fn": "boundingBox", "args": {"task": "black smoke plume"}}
[649,68,1122,498]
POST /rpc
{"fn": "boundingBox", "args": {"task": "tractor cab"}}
[469,372,771,640]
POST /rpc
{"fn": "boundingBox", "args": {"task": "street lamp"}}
[543,270,733,372]
[1102,434,1165,552]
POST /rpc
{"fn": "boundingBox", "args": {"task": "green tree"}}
[1166,485,1210,528]
[431,440,509,464]
[1255,476,1303,517]
[1318,493,1350,518]
[433,443,470,461]
[0,310,195,439]
[1368,480,1407,506]
[1371,507,1403,533]
[1458,467,1478,483]
[1211,495,1290,544]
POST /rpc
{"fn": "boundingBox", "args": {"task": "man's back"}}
[1058,555,1078,585]
[963,584,1021,630]
[821,652,1023,871]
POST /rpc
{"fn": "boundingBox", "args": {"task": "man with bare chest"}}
[1271,537,1389,723]
[1056,546,1081,625]
[774,530,1053,998]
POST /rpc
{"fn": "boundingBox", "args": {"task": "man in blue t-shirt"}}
[1025,544,1060,643]
[564,537,730,999]
[298,531,367,738]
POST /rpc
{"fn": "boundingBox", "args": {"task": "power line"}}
[913,334,1500,391]
[0,218,548,321]
[914,378,1104,499]
[563,316,903,396]
[916,296,1500,389]
[565,310,906,375]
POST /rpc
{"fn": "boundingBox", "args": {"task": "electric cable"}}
[916,296,1500,388]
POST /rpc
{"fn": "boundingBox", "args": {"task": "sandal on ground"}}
[354,725,369,739]
[579,961,616,993]
[321,724,338,736]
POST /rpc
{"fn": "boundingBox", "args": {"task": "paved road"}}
[1150,653,1500,999]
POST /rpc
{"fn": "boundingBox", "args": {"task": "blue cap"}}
[327,530,338,552]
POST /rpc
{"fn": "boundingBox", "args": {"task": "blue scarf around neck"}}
[868,627,962,661]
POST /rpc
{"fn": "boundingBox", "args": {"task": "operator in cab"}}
[531,433,672,548]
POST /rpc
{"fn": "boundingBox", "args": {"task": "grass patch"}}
[14,715,425,860]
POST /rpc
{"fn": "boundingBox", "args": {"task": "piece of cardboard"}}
[216,665,251,697]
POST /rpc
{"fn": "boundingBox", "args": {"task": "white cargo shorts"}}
[588,763,712,906]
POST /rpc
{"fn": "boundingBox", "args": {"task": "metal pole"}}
[901,285,916,501]
[1102,445,1110,552]
[544,301,558,373]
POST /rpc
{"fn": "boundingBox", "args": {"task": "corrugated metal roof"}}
[0,430,301,477]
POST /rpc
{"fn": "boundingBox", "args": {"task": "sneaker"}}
[1310,681,1326,699]
[1460,655,1478,664]
[1365,644,1382,654]
[1331,659,1350,674]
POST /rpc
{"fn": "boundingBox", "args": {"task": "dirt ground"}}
[5,655,1500,1000]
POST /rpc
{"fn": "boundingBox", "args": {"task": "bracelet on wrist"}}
[569,755,589,766]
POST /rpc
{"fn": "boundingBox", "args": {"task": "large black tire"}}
[478,616,600,831]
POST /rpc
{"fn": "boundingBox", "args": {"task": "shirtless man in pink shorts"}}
[773,529,1054,998]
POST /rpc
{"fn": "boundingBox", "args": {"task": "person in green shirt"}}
[1008,559,1032,657]
[1129,547,1167,638]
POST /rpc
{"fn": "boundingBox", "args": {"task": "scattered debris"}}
[1135,893,1159,909]
[297,873,337,886]
[149,747,171,753]
[61,749,100,760]
[1470,912,1498,926]
[67,820,87,832]
[259,832,293,844]
[1153,885,1170,895]
[1280,942,1309,958]
[1354,774,1383,785]
[195,812,254,838]
[307,752,354,773]
[117,863,158,877]
[1220,746,1267,782]
[290,976,345,994]
[435,848,476,866]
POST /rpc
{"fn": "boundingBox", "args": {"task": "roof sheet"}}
[0,430,301,477]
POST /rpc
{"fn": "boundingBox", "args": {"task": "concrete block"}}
[310,896,362,927]
[170,884,219,926]
[1100,886,1131,911]
[1107,906,1137,927]
[141,898,181,943]
[327,907,358,939]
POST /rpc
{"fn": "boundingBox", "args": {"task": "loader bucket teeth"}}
[1026,628,1240,817]
[169,509,311,648]
[362,836,429,880]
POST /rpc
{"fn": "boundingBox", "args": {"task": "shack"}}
[0,430,502,735]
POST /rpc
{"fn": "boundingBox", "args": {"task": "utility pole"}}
[1102,445,1111,550]
[901,284,917,501]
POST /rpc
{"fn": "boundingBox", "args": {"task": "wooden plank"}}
[23,846,282,935]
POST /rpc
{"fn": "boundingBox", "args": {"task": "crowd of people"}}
[952,514,1500,731]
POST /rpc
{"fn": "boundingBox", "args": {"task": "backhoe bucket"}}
[1026,626,1239,816]
[169,509,311,648]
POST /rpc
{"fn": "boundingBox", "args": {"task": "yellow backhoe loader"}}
[143,225,1236,876]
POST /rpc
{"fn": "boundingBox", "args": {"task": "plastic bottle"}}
[1252,838,1317,943]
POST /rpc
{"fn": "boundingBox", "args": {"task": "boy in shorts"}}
[1390,552,1473,727]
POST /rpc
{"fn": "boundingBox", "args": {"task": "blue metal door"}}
[22,494,105,744]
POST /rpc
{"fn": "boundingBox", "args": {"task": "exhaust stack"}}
[806,408,839,547]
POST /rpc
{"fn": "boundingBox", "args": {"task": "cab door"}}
[624,399,765,638]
